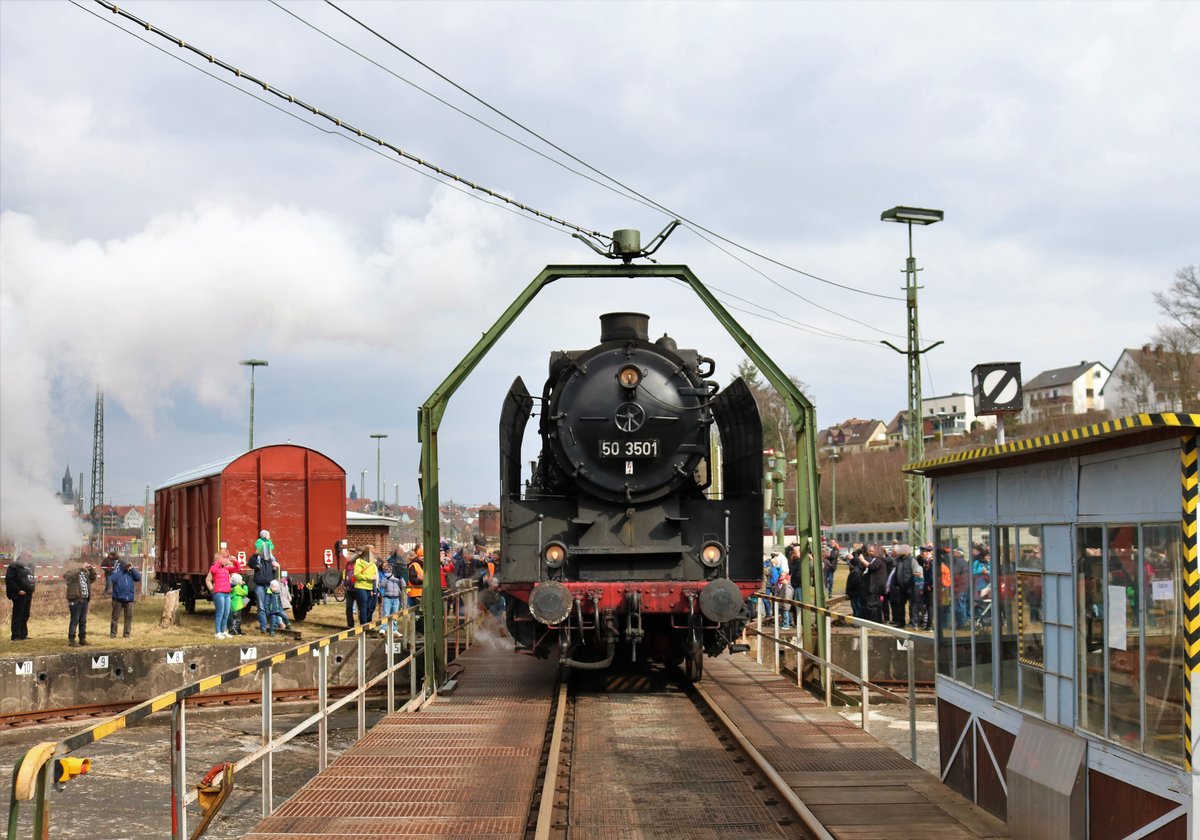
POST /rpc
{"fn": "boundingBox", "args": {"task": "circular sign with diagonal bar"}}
[971,362,1023,414]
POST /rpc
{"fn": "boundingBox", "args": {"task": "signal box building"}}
[907,414,1199,839]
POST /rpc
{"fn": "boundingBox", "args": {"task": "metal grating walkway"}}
[244,646,558,839]
[702,655,1009,839]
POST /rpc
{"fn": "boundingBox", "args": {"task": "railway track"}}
[0,686,383,730]
[526,670,833,840]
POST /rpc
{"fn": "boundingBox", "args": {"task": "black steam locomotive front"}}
[498,312,763,675]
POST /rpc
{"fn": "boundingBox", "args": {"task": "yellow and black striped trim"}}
[1182,435,1199,771]
[906,413,1200,474]
[58,611,414,754]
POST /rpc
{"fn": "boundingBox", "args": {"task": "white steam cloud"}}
[0,194,522,548]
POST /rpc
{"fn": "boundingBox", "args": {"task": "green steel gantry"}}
[417,263,824,691]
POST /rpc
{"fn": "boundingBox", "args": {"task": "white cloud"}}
[0,0,1197,521]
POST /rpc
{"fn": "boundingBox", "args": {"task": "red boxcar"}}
[154,444,346,620]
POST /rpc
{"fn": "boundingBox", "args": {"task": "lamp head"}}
[881,206,943,225]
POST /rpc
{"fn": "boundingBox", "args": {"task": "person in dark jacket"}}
[880,548,898,625]
[915,545,933,630]
[64,557,98,646]
[822,542,839,597]
[891,544,915,628]
[105,556,142,638]
[863,544,887,624]
[6,550,36,641]
[845,547,867,618]
[786,544,803,590]
[247,551,280,633]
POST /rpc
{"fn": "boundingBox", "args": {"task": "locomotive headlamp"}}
[700,541,725,568]
[617,366,642,388]
[542,541,567,568]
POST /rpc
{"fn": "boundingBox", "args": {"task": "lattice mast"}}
[90,387,104,540]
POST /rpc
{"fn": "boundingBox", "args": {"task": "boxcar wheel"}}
[180,581,197,615]
[292,590,310,622]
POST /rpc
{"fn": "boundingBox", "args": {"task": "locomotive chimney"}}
[600,312,650,342]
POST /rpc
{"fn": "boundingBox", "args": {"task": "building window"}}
[1077,523,1185,766]
[935,526,990,688]
[993,527,1044,714]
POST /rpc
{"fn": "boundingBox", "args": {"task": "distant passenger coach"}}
[154,444,346,620]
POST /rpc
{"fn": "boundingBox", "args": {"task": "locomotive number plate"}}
[599,439,659,458]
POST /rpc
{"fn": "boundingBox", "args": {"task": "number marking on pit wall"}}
[166,650,184,664]
[240,647,257,661]
[15,661,33,676]
[91,655,109,670]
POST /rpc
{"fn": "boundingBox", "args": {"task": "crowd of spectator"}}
[341,540,504,634]
[5,534,508,647]
[760,539,936,631]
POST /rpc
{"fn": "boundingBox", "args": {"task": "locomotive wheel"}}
[685,646,703,682]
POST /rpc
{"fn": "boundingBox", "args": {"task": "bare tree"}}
[819,448,906,524]
[1153,265,1200,341]
[1111,356,1158,414]
[732,359,811,460]
[1151,322,1200,412]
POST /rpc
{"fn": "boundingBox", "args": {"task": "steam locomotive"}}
[499,312,763,678]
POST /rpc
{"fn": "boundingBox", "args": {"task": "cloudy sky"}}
[2,0,1197,547]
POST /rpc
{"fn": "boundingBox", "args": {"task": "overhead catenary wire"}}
[267,0,665,219]
[680,227,907,341]
[69,1,580,240]
[324,0,904,302]
[82,0,907,351]
[275,0,910,341]
[666,278,882,348]
[86,0,610,244]
[73,0,897,355]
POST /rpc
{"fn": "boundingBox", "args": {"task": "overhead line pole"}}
[880,207,944,547]
[371,434,388,515]
[240,359,268,450]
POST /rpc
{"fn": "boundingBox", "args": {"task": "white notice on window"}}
[1107,586,1127,651]
[1152,579,1175,601]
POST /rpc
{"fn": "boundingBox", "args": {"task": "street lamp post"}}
[764,450,787,547]
[361,470,368,507]
[880,206,944,547]
[829,448,840,536]
[239,359,269,450]
[370,434,388,515]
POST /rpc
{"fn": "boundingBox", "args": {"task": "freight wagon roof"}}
[904,412,1200,476]
[154,444,346,492]
[154,454,240,491]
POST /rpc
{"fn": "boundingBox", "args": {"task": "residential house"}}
[887,394,996,447]
[921,393,996,436]
[818,418,887,454]
[89,504,123,530]
[346,497,375,515]
[121,506,145,531]
[1021,361,1109,423]
[1102,345,1200,415]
